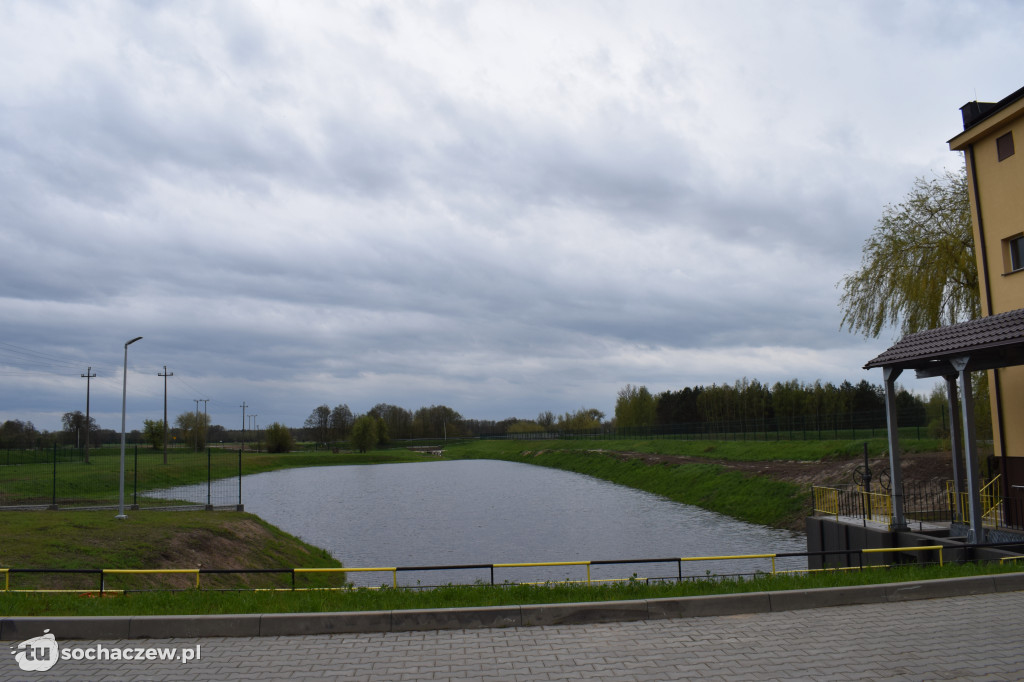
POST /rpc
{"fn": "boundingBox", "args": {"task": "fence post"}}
[236,448,244,511]
[206,448,213,510]
[132,445,138,510]
[49,444,58,509]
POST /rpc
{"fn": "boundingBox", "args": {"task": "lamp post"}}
[117,336,143,520]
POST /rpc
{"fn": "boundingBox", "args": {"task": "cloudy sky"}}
[2,1,1022,433]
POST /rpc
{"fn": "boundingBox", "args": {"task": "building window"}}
[1010,235,1024,272]
[997,131,1015,161]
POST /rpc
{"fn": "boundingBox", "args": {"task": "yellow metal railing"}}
[945,480,958,521]
[864,545,944,567]
[813,487,840,520]
[946,476,1003,527]
[813,486,896,528]
[859,490,892,526]
[295,566,398,588]
[495,561,592,584]
[0,544,993,593]
[814,478,1008,531]
[982,476,1003,527]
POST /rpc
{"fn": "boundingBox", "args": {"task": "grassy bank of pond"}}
[0,511,341,592]
[441,436,944,462]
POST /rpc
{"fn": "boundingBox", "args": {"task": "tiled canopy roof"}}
[864,308,1024,375]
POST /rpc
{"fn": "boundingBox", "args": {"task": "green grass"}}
[0,511,341,592]
[1,561,1019,617]
[448,436,945,463]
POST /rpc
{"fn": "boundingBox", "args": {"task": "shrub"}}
[351,415,382,453]
[264,422,294,453]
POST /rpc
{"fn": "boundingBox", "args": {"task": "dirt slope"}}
[604,449,954,489]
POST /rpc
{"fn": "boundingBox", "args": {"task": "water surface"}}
[154,459,806,585]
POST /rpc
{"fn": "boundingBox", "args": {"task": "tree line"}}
[0,410,294,453]
[1,371,975,452]
[0,412,121,450]
[615,378,928,431]
[302,403,465,452]
[615,377,987,439]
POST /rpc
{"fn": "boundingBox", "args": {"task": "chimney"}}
[961,101,997,129]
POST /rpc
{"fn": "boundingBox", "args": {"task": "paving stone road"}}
[5,591,1023,681]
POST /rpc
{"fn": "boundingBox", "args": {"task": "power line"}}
[0,341,108,375]
[0,341,83,367]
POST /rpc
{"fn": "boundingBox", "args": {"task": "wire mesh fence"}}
[0,445,243,510]
[491,413,932,442]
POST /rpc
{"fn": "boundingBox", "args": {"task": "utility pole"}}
[240,402,247,452]
[81,367,96,464]
[200,399,209,452]
[250,414,258,453]
[158,367,173,464]
[193,399,201,452]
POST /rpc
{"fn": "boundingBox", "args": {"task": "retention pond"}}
[154,459,806,586]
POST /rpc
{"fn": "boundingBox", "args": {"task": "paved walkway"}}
[5,591,1023,681]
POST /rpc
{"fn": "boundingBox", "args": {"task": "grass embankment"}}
[2,562,1021,617]
[447,436,945,462]
[0,511,341,592]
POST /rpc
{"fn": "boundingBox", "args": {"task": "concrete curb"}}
[2,572,1022,640]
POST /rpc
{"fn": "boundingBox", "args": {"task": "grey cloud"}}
[2,1,1021,431]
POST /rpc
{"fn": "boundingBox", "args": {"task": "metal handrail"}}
[2,543,995,593]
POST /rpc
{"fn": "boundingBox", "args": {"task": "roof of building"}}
[959,84,1024,131]
[864,307,1024,376]
[949,84,1024,148]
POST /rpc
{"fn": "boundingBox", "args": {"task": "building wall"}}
[965,104,1024,315]
[953,95,1024,489]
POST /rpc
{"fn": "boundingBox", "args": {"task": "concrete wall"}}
[806,517,895,569]
[807,516,1024,568]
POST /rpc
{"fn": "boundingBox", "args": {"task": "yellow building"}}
[949,85,1024,490]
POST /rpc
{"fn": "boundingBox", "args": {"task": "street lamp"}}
[117,336,143,520]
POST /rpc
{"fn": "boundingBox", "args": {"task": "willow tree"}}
[838,165,978,337]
